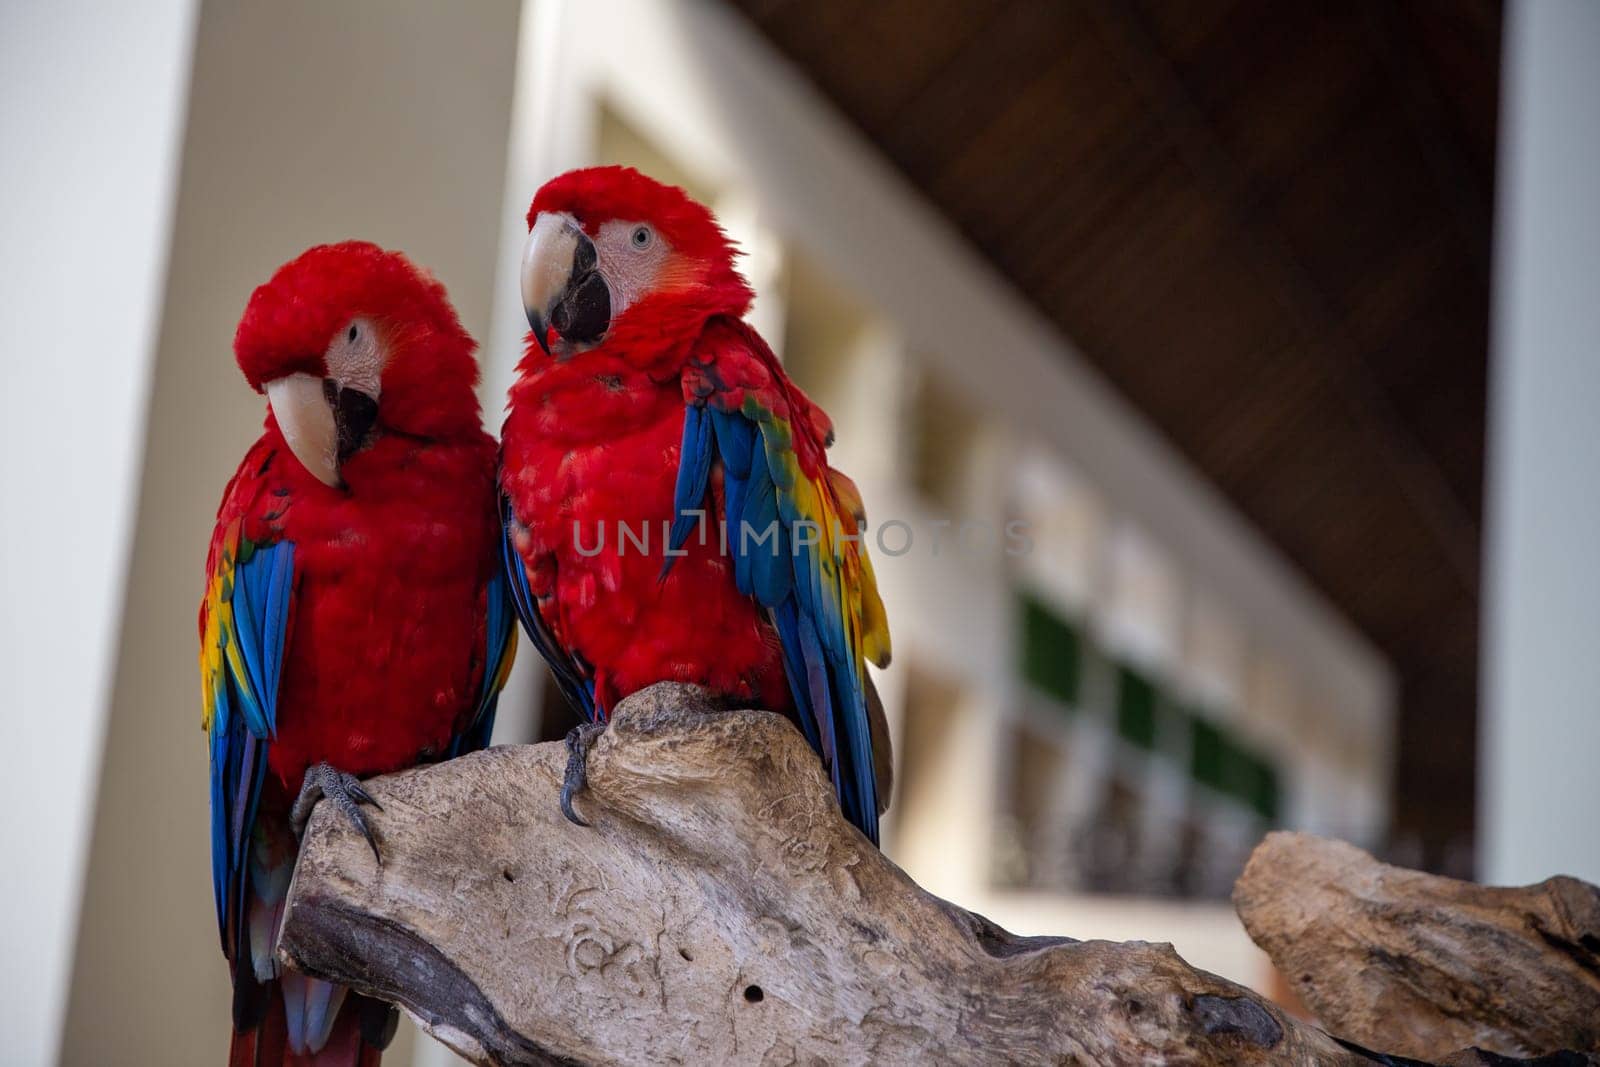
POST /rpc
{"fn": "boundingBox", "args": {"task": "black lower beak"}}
[528,310,552,356]
[550,271,610,348]
[324,379,379,462]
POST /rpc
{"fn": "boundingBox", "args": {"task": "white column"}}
[480,0,588,750]
[1482,0,1600,885]
[0,3,197,1063]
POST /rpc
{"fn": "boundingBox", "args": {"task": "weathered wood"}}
[1235,832,1600,1061]
[1438,1051,1600,1067]
[279,683,1363,1066]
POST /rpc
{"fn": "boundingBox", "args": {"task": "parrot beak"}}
[265,372,379,489]
[521,212,609,357]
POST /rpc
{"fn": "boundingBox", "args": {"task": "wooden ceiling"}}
[731,0,1500,865]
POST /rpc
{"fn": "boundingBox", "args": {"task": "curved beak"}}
[521,211,609,357]
[265,372,379,488]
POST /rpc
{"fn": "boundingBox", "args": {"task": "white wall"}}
[57,3,523,1063]
[0,3,197,1064]
[1482,0,1600,886]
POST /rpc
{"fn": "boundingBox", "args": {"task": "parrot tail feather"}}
[230,980,395,1067]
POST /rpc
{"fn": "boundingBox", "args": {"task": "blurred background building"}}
[4,0,1596,1064]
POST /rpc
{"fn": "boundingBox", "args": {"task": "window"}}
[1241,752,1281,822]
[1190,716,1226,791]
[1189,714,1280,823]
[998,719,1071,890]
[909,369,981,512]
[1116,664,1158,750]
[1020,593,1081,709]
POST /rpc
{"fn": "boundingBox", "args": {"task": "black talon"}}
[346,778,382,811]
[560,723,606,827]
[293,762,383,862]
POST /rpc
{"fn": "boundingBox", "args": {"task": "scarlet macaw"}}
[500,167,892,843]
[200,242,515,1065]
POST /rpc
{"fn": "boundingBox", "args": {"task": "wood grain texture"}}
[278,683,1362,1066]
[1235,832,1600,1061]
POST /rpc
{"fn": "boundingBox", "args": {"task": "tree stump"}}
[278,683,1362,1066]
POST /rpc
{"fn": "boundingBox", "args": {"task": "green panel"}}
[1019,593,1081,708]
[1190,713,1282,822]
[1116,665,1157,749]
[1190,716,1225,789]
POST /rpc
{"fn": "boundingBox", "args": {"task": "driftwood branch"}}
[1235,832,1600,1061]
[279,683,1361,1066]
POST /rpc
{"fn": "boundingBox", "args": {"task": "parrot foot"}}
[292,762,383,862]
[560,723,607,828]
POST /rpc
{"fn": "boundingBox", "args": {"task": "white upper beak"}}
[521,212,582,330]
[266,373,341,487]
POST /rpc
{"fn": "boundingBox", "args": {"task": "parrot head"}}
[234,241,481,488]
[520,166,752,362]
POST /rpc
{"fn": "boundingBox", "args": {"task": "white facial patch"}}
[324,317,385,398]
[593,219,674,319]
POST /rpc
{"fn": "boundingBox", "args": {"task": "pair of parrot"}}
[200,166,893,1066]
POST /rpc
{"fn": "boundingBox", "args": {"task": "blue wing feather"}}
[501,495,597,722]
[228,730,268,963]
[261,543,293,724]
[797,611,838,779]
[206,538,294,954]
[227,580,268,736]
[445,565,517,758]
[666,405,713,566]
[673,395,882,843]
[744,457,791,605]
[771,600,822,754]
[207,687,231,937]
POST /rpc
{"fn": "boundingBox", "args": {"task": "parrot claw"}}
[560,723,607,828]
[292,762,384,862]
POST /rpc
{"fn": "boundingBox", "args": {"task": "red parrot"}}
[199,242,515,1066]
[500,166,892,842]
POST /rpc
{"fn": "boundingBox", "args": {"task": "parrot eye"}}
[347,324,359,342]
[630,225,653,251]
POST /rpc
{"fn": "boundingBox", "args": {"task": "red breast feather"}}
[503,351,789,714]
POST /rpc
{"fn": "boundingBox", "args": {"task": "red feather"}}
[503,344,791,713]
